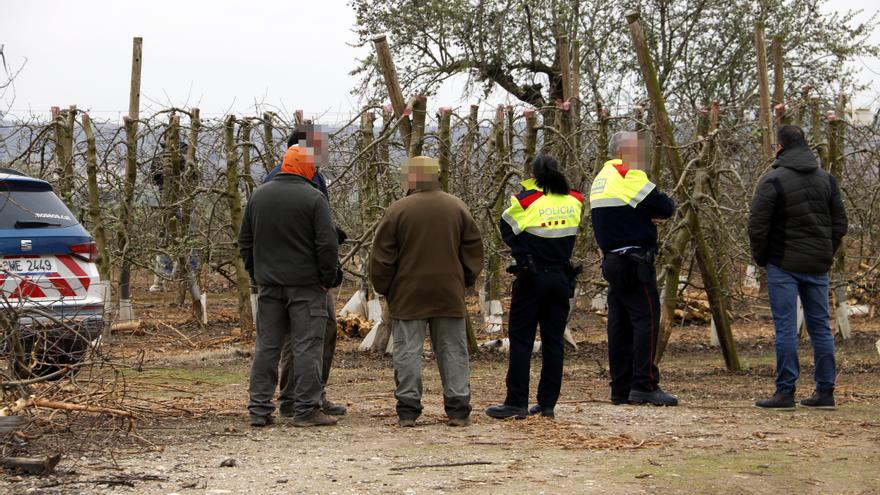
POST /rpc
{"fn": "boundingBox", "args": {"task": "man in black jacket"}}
[239,145,339,427]
[749,125,848,410]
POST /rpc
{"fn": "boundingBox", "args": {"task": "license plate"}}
[1,257,55,274]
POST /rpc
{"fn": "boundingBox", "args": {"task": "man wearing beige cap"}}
[369,156,484,427]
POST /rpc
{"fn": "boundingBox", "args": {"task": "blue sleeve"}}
[313,169,329,199]
[263,164,282,184]
[635,189,675,219]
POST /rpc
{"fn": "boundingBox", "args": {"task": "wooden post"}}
[373,35,413,151]
[117,37,143,322]
[408,95,427,157]
[262,111,276,172]
[755,22,775,163]
[626,12,741,370]
[438,107,452,192]
[772,35,789,125]
[827,108,851,339]
[81,113,110,282]
[224,115,254,335]
[523,109,538,174]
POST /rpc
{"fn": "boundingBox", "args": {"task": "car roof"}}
[0,169,52,187]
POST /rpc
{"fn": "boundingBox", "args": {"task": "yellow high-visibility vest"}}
[501,178,583,238]
[589,159,656,209]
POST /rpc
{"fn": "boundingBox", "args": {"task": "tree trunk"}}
[754,22,775,163]
[772,35,789,125]
[224,116,254,335]
[438,107,452,191]
[241,120,255,199]
[523,109,538,174]
[261,112,276,172]
[407,95,427,157]
[117,37,143,321]
[828,110,851,339]
[177,108,204,320]
[627,12,741,370]
[485,106,507,302]
[373,35,413,152]
[81,113,110,282]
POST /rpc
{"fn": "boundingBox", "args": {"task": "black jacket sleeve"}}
[238,201,255,279]
[748,176,778,267]
[635,188,675,219]
[829,175,848,253]
[312,196,339,288]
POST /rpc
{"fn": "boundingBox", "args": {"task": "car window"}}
[0,182,78,229]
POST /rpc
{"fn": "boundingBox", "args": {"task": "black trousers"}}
[602,252,661,396]
[504,268,571,409]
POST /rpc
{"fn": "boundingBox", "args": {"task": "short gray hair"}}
[609,131,638,157]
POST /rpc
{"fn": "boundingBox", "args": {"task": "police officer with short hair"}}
[591,131,678,406]
[486,155,584,420]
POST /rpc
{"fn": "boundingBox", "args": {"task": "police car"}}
[0,168,104,377]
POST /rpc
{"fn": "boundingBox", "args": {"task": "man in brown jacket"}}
[369,156,484,427]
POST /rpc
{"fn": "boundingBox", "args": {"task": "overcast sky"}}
[2,0,878,122]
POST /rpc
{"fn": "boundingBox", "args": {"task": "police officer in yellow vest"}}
[591,131,678,406]
[486,155,584,420]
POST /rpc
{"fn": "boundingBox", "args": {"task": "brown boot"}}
[292,410,338,427]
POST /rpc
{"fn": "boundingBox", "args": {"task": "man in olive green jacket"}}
[369,156,484,427]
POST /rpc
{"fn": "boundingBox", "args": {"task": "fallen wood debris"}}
[338,314,373,338]
[390,460,494,471]
[111,319,143,333]
[0,454,61,475]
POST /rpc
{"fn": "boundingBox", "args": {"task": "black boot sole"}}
[799,404,836,410]
[485,411,527,420]
[755,404,796,411]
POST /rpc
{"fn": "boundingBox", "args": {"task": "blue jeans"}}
[766,264,836,393]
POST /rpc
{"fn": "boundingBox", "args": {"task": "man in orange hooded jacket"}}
[239,145,339,427]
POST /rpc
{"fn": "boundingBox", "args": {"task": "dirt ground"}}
[3,288,880,495]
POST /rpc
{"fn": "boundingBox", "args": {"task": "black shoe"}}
[279,407,294,418]
[629,388,679,406]
[755,391,796,410]
[610,395,630,405]
[250,415,274,427]
[528,405,555,418]
[485,404,528,419]
[322,400,348,416]
[800,389,836,410]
